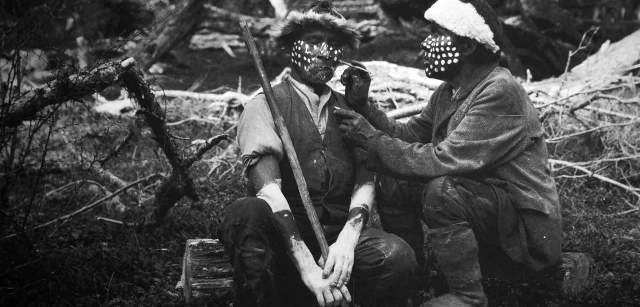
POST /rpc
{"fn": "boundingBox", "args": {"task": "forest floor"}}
[1,44,639,306]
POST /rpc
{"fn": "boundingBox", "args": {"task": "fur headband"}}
[424,0,500,53]
[274,8,360,49]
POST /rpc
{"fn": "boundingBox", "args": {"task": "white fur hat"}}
[424,0,501,53]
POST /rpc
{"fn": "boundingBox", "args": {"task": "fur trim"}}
[424,0,500,53]
[275,10,360,49]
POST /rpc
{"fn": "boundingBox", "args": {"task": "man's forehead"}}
[426,22,453,36]
[299,29,342,42]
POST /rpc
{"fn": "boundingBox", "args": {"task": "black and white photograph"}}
[1,0,639,306]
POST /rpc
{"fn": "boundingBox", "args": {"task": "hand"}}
[340,61,371,115]
[334,108,380,148]
[319,228,358,288]
[301,264,352,307]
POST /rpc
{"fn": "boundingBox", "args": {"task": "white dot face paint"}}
[420,34,461,77]
[290,39,344,83]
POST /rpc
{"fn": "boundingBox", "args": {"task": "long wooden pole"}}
[240,21,330,258]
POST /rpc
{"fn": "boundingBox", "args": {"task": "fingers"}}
[336,258,351,287]
[315,291,326,307]
[333,108,358,119]
[323,253,336,278]
[327,256,343,286]
[331,287,344,307]
[323,288,336,307]
[339,285,352,304]
[340,66,359,87]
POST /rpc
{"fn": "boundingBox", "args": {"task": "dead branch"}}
[119,60,228,225]
[45,179,109,199]
[187,134,230,165]
[1,174,159,241]
[549,159,640,203]
[1,58,135,127]
[546,120,640,143]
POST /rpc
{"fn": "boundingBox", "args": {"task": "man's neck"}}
[445,63,474,92]
[445,61,497,93]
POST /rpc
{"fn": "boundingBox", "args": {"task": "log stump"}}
[178,238,593,305]
[179,239,233,305]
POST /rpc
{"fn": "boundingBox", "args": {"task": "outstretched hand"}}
[334,108,380,148]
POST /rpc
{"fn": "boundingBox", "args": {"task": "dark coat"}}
[364,63,562,270]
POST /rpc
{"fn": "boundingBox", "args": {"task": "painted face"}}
[420,34,461,78]
[291,39,344,84]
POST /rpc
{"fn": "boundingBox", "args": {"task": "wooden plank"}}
[182,239,233,304]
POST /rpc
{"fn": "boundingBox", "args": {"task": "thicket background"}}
[1,0,639,306]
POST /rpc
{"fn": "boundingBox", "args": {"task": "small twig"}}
[546,120,639,143]
[585,106,640,120]
[386,86,399,109]
[1,174,159,241]
[187,134,229,166]
[166,116,219,126]
[96,216,134,226]
[550,159,640,205]
[44,179,109,198]
[563,26,599,75]
[338,59,370,74]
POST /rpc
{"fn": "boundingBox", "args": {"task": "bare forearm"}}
[272,210,318,275]
[248,155,318,275]
[340,167,374,240]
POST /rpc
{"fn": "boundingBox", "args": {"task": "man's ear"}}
[457,37,477,57]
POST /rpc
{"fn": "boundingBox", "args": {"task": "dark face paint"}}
[291,39,343,85]
[420,34,461,79]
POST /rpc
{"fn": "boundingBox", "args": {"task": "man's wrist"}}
[355,101,372,118]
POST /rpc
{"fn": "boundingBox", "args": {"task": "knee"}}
[222,197,272,239]
[421,176,465,228]
[381,235,419,281]
[224,197,272,225]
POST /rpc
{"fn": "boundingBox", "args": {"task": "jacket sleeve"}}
[365,79,530,181]
[363,88,438,144]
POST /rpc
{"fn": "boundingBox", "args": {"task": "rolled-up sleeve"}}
[237,94,284,167]
[366,79,529,181]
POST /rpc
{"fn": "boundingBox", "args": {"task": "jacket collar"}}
[450,61,498,101]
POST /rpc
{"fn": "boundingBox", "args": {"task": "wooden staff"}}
[239,20,330,258]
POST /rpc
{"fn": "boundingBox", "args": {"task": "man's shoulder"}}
[482,66,524,93]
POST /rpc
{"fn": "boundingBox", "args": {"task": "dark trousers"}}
[221,197,418,307]
[377,176,527,280]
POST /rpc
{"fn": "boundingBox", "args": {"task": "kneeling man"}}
[336,0,562,306]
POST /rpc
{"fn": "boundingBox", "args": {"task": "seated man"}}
[336,0,562,306]
[221,2,417,306]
